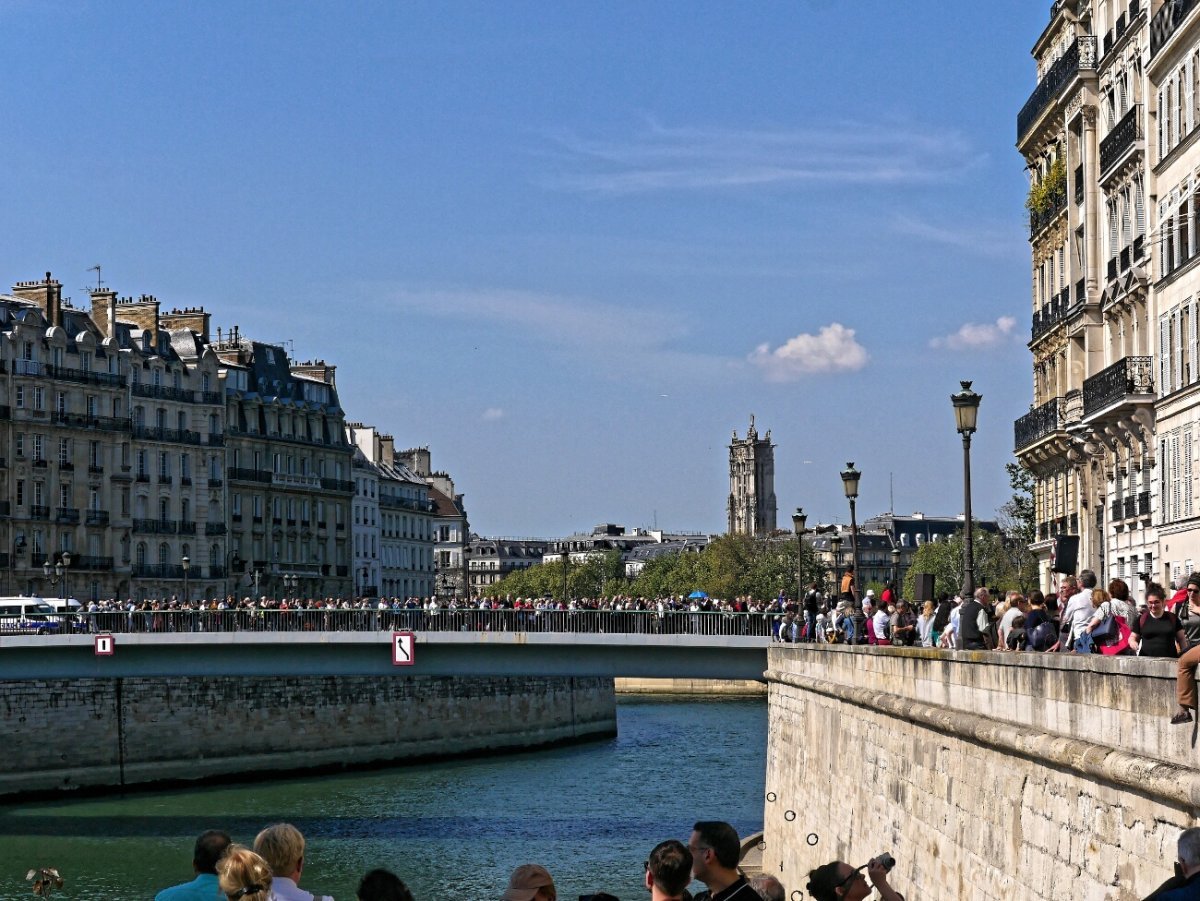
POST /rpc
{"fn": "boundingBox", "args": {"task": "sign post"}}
[391,631,415,666]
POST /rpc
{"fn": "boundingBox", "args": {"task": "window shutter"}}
[1191,299,1199,386]
[1161,438,1170,525]
[1136,177,1147,239]
[1187,58,1196,135]
[1162,315,1172,397]
[1186,431,1194,518]
[1174,433,1183,522]
[1177,309,1186,391]
[1161,87,1168,161]
[1111,201,1120,261]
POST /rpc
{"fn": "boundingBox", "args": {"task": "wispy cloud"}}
[891,214,1023,259]
[390,287,687,352]
[930,316,1017,351]
[540,118,985,194]
[481,407,505,422]
[747,323,868,381]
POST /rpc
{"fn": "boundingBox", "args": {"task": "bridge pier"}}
[763,645,1195,900]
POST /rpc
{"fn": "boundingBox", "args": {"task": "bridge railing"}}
[44,608,780,637]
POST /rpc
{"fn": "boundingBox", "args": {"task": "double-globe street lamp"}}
[951,380,983,598]
[791,507,808,603]
[840,462,861,598]
[43,551,71,600]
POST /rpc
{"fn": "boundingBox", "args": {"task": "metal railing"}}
[1082,356,1154,416]
[1152,0,1199,58]
[1100,104,1140,177]
[1018,37,1096,141]
[57,608,781,636]
[1014,396,1063,451]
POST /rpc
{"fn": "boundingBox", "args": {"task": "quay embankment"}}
[764,644,1195,901]
[1,673,616,799]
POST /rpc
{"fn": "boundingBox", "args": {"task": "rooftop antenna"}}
[890,472,894,514]
[87,265,103,291]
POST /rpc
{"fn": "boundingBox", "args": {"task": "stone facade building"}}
[727,415,776,536]
[1013,1,1200,595]
[396,446,468,598]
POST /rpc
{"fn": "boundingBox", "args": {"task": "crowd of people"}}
[153,822,905,901]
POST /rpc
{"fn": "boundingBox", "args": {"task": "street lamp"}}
[227,551,243,601]
[830,533,843,598]
[791,507,808,603]
[840,462,861,599]
[43,550,71,599]
[951,380,982,598]
[282,573,298,598]
[181,555,190,603]
[11,535,25,595]
[891,546,902,598]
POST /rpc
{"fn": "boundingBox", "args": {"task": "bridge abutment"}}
[764,645,1195,900]
[2,674,616,798]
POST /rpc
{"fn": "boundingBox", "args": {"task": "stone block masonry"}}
[763,645,1197,901]
[0,674,616,798]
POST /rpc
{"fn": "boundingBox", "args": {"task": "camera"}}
[872,854,896,872]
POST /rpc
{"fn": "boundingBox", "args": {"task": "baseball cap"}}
[502,864,555,901]
[865,589,876,598]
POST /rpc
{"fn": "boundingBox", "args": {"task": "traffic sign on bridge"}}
[391,631,415,666]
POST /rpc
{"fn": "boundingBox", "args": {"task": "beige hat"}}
[502,864,555,901]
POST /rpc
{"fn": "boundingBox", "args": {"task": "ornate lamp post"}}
[830,533,843,598]
[282,573,298,599]
[951,380,982,598]
[181,555,190,603]
[791,507,808,602]
[43,551,71,599]
[840,462,861,598]
[891,546,902,598]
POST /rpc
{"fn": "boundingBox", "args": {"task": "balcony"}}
[1100,105,1141,179]
[1018,37,1096,142]
[205,432,225,446]
[208,478,224,488]
[32,459,48,469]
[336,565,349,577]
[88,465,103,475]
[1014,397,1065,451]
[1082,356,1154,418]
[55,508,80,524]
[180,476,192,486]
[28,504,49,520]
[201,390,224,405]
[273,472,321,489]
[1030,185,1068,238]
[1139,491,1152,516]
[132,425,202,445]
[132,383,195,403]
[158,475,172,485]
[209,566,226,579]
[72,555,113,571]
[132,518,178,535]
[131,564,186,579]
[85,510,110,526]
[135,472,150,483]
[321,477,354,493]
[50,411,132,432]
[205,522,227,536]
[0,501,9,517]
[43,364,124,388]
[230,467,272,484]
[1123,496,1137,519]
[1151,0,1199,58]
[177,521,197,535]
[1111,498,1124,522]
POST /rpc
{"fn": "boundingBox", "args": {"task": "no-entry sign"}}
[94,634,115,656]
[391,631,415,666]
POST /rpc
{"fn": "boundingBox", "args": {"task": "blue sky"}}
[1,1,1047,537]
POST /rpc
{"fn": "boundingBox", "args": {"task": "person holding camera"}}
[805,856,904,901]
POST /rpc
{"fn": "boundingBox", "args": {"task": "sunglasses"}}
[836,866,867,890]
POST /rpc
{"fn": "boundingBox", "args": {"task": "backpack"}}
[1028,620,1057,651]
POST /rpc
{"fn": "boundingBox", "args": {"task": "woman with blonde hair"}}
[217,845,273,901]
[917,600,936,647]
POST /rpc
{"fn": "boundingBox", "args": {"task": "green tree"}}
[997,462,1039,592]
[902,528,1021,599]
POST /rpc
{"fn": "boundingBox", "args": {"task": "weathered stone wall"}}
[614,677,767,695]
[1,674,616,797]
[763,646,1197,901]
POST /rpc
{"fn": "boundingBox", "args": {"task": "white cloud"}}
[481,407,505,421]
[747,323,868,381]
[540,118,985,195]
[890,214,1024,259]
[930,316,1018,351]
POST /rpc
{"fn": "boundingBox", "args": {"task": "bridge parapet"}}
[764,645,1191,900]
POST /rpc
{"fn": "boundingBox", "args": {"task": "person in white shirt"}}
[1061,570,1099,647]
[253,823,333,901]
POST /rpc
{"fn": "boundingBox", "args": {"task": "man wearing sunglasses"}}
[1172,573,1200,725]
[804,858,904,901]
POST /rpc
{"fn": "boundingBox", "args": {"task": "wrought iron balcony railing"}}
[1152,0,1199,58]
[1014,396,1064,451]
[1018,37,1097,141]
[1100,105,1141,177]
[1082,356,1154,417]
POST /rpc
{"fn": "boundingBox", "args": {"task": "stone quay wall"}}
[0,674,616,798]
[763,645,1197,901]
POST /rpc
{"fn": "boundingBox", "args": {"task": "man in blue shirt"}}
[155,830,231,901]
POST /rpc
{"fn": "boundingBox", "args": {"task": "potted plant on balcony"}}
[1026,157,1067,218]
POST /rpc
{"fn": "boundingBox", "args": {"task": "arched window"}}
[136,542,147,566]
[178,411,187,432]
[159,497,170,522]
[158,543,169,565]
[181,498,190,523]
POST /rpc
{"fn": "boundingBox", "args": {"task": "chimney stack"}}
[11,272,62,328]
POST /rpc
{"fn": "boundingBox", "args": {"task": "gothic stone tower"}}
[728,415,777,536]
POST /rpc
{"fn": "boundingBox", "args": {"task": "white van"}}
[0,597,64,635]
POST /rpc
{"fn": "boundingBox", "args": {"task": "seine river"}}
[0,696,766,900]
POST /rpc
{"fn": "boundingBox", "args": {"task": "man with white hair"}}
[1145,826,1200,898]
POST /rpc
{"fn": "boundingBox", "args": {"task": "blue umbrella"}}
[688,590,708,599]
